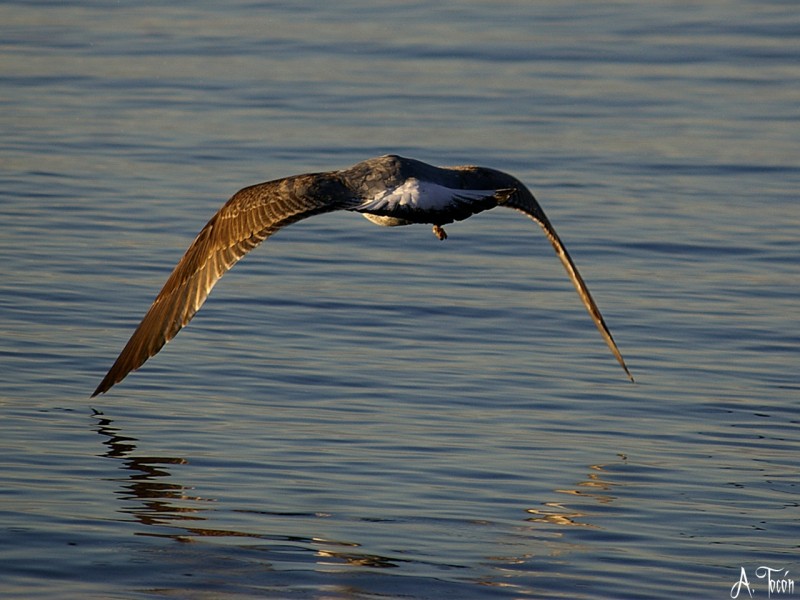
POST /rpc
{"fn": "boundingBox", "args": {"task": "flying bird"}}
[92,154,632,396]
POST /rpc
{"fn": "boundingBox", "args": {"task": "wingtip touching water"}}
[92,154,632,397]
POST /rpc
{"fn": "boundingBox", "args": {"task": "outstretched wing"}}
[499,187,634,382]
[92,172,354,396]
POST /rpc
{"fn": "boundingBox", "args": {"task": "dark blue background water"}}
[2,1,798,597]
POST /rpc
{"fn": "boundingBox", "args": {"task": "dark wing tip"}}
[91,375,114,398]
[90,317,166,397]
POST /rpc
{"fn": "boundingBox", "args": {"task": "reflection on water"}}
[90,408,627,592]
[92,409,210,529]
[94,412,644,597]
[91,409,416,570]
[316,549,405,569]
[554,460,622,504]
[525,459,624,529]
[525,503,597,529]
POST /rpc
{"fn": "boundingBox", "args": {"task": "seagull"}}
[92,154,632,396]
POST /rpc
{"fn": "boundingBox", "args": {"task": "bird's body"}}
[92,154,632,396]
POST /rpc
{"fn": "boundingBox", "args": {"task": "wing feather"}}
[92,173,353,396]
[500,188,634,382]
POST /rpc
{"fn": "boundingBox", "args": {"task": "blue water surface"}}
[1,1,799,598]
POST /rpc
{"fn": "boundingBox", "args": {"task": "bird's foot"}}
[432,225,448,240]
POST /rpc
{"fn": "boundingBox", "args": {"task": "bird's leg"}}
[432,224,448,240]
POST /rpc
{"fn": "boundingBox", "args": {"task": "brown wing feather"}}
[450,162,632,381]
[501,188,634,382]
[92,172,354,396]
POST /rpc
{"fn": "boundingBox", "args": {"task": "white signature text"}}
[731,567,795,599]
